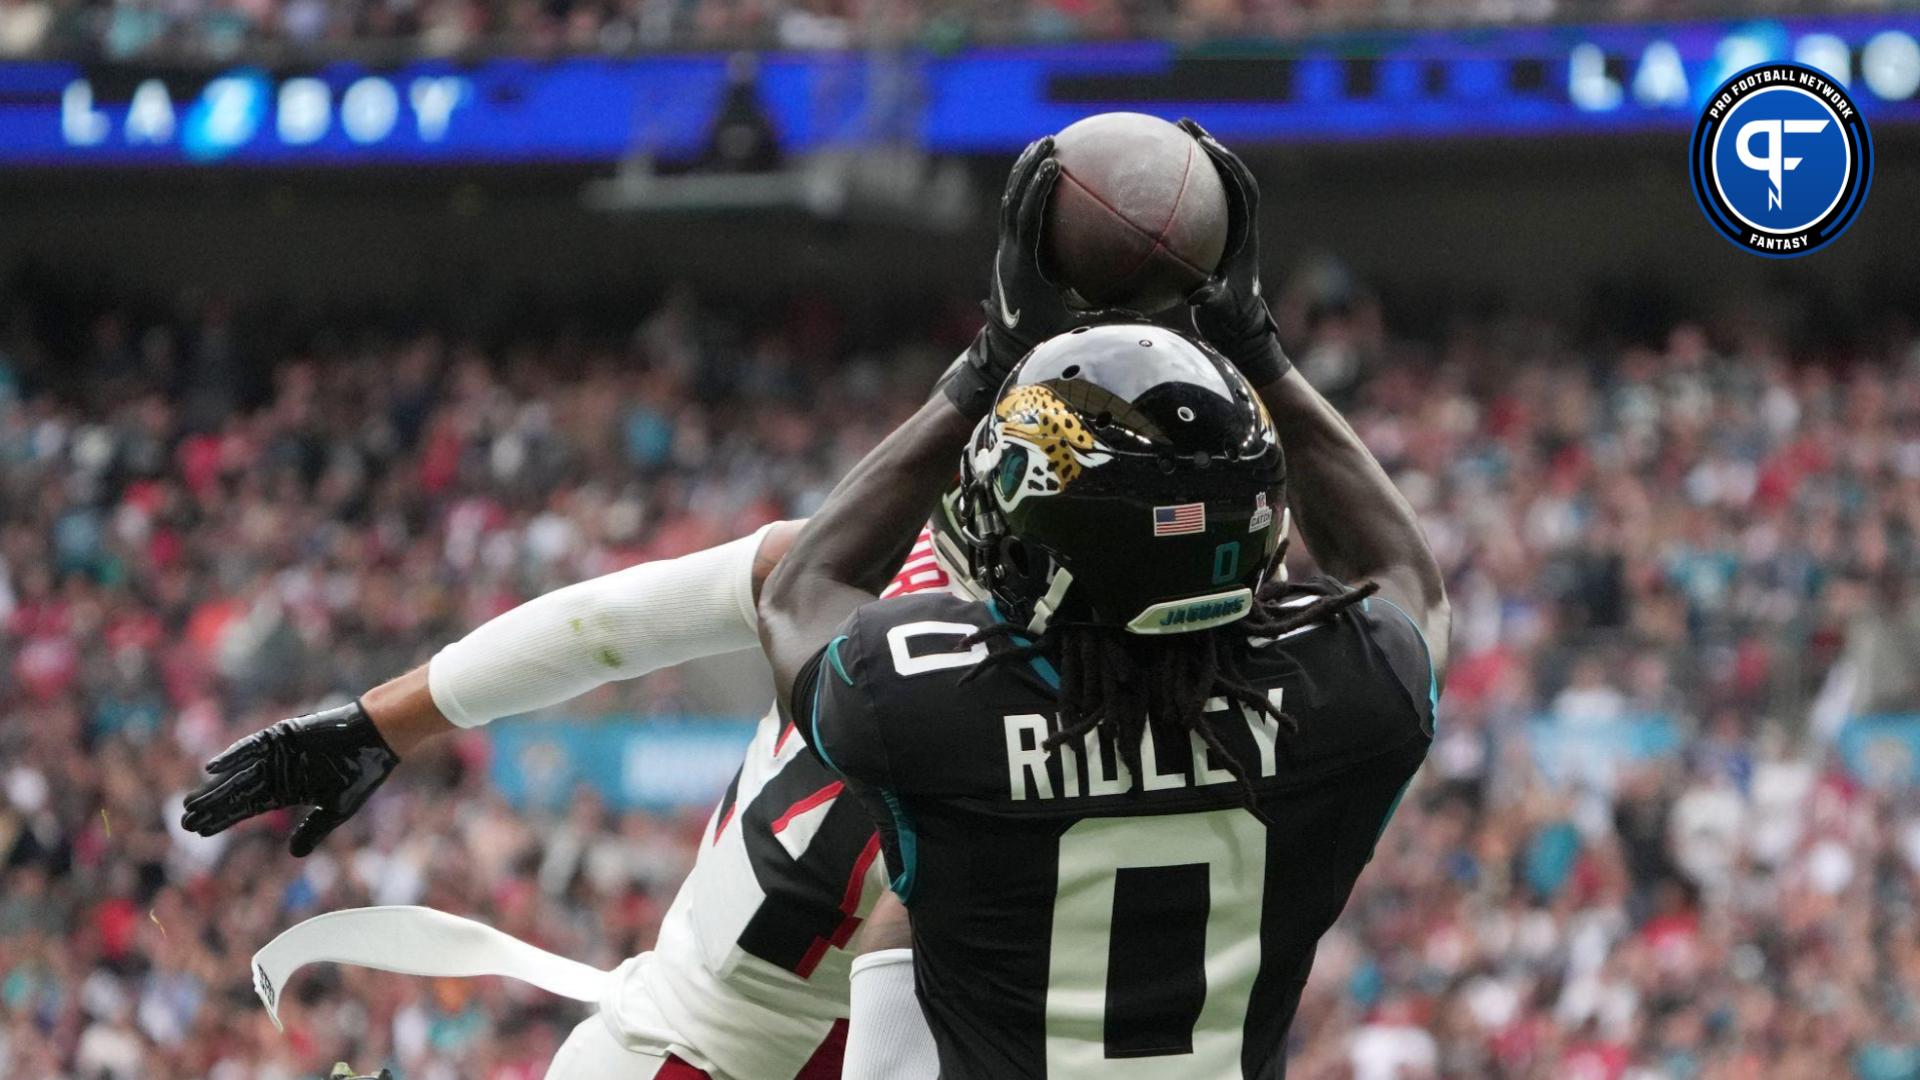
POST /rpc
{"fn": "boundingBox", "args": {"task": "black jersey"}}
[793,581,1435,1080]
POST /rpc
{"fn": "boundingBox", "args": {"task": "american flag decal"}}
[1153,503,1207,536]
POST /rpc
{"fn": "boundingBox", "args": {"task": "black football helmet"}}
[955,323,1287,635]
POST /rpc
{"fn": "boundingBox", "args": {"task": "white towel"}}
[251,906,613,1030]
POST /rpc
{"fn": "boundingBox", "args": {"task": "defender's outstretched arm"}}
[183,521,804,855]
[406,519,802,740]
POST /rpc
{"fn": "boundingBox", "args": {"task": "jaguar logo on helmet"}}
[970,383,1114,512]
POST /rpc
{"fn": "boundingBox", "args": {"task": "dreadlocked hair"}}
[964,575,1379,826]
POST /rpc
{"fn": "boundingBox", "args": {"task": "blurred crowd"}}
[1274,287,1920,1080]
[0,0,1908,60]
[0,274,1918,1078]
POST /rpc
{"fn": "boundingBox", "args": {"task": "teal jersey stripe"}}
[807,634,852,774]
[826,634,854,686]
[985,598,1062,690]
[1028,653,1062,689]
[880,788,919,902]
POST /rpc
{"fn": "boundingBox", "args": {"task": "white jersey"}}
[600,702,881,1077]
[598,527,957,1079]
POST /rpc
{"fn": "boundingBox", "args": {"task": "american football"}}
[1045,111,1230,312]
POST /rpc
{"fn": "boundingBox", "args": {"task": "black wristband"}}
[1192,288,1292,390]
[938,328,1013,421]
[938,363,1000,421]
[1230,333,1292,390]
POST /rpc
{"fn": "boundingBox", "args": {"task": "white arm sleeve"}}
[427,524,773,729]
[844,949,940,1080]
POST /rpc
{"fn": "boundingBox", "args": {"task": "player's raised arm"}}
[757,398,976,712]
[181,520,804,856]
[1180,120,1450,682]
[759,136,1082,709]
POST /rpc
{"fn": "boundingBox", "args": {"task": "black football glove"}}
[1178,119,1292,390]
[181,701,399,857]
[941,136,1086,420]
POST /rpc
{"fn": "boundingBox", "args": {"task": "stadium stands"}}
[0,0,1908,60]
[1,275,1916,1077]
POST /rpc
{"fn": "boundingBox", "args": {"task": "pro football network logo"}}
[1689,63,1872,258]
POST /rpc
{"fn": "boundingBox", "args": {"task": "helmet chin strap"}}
[1027,565,1075,635]
[930,523,990,602]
